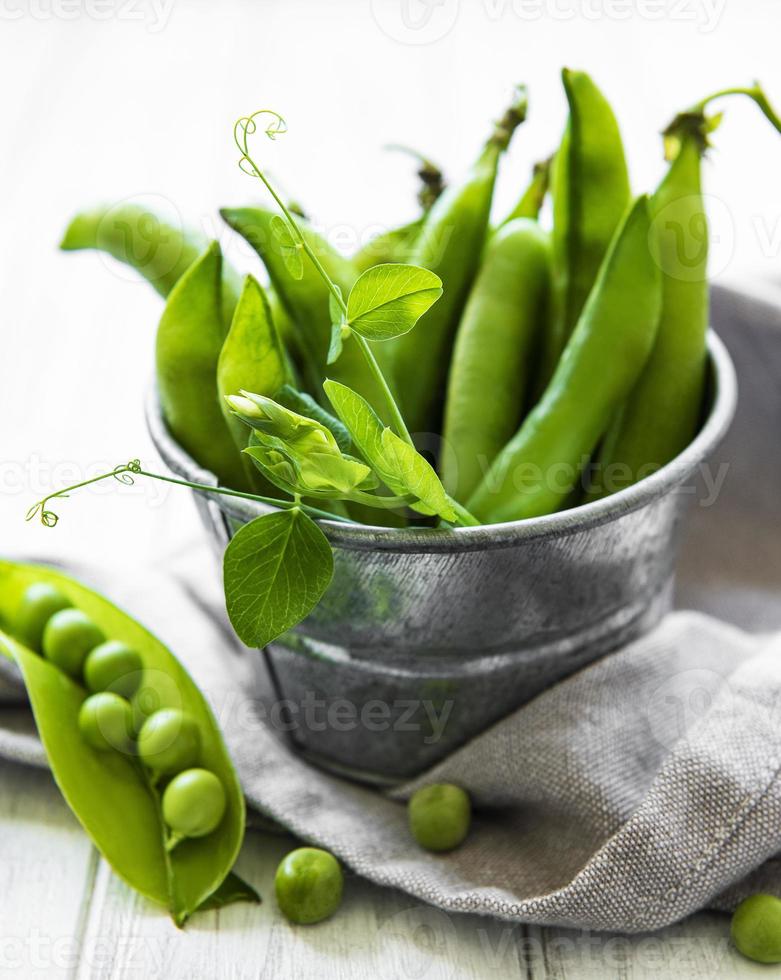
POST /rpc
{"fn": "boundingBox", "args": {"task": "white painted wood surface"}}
[0,758,763,979]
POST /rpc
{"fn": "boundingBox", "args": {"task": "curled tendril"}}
[25,501,60,528]
[234,110,287,176]
[25,460,143,529]
[113,459,141,485]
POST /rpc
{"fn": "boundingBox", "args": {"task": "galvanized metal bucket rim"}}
[146,329,736,554]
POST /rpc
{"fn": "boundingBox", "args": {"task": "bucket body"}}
[147,332,736,783]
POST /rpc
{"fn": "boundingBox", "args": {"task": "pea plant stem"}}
[348,489,415,510]
[131,469,356,523]
[692,85,781,132]
[238,128,415,449]
[448,498,481,527]
[352,333,413,445]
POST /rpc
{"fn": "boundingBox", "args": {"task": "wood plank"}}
[77,829,529,980]
[529,912,763,978]
[0,753,763,979]
[0,759,96,980]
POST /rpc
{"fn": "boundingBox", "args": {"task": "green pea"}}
[78,692,134,753]
[83,641,143,699]
[42,609,104,678]
[137,708,200,776]
[14,583,72,653]
[162,768,226,841]
[731,894,781,963]
[275,847,343,925]
[408,784,471,852]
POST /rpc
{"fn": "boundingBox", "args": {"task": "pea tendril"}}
[233,111,414,448]
[25,460,362,528]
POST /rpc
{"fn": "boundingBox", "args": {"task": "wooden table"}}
[0,757,762,979]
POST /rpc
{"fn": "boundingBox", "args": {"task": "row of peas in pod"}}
[15,581,226,851]
[0,561,248,925]
[5,573,473,927]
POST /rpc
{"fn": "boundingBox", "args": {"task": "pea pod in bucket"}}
[0,560,254,927]
[468,195,662,523]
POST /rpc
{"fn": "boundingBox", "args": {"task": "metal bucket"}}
[146,331,736,784]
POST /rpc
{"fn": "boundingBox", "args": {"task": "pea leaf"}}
[223,510,333,648]
[380,429,457,522]
[322,380,406,494]
[0,561,245,927]
[275,385,352,453]
[346,263,442,341]
[270,215,304,280]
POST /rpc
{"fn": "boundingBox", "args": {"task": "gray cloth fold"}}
[1,550,780,933]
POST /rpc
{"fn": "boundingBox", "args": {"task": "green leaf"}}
[270,215,304,280]
[275,385,351,453]
[322,380,406,494]
[346,263,442,341]
[223,510,333,648]
[380,429,457,522]
[198,871,261,912]
[0,561,245,927]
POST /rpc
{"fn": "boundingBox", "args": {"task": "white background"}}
[1,0,780,570]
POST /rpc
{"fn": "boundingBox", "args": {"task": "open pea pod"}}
[0,560,248,927]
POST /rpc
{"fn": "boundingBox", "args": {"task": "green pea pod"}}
[500,156,553,225]
[60,203,241,329]
[0,561,248,927]
[267,284,299,363]
[353,218,425,274]
[156,242,247,489]
[468,196,661,523]
[220,207,387,411]
[390,87,529,437]
[217,275,292,491]
[592,84,781,497]
[441,218,552,503]
[550,70,630,364]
